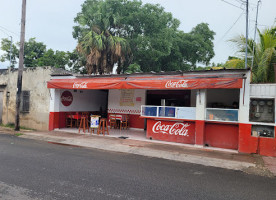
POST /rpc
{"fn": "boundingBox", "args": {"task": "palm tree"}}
[77,24,130,75]
[229,27,276,83]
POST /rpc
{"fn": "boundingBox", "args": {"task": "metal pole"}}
[245,0,249,69]
[15,0,27,131]
[251,0,261,68]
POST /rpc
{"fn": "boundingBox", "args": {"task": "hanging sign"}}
[61,91,73,106]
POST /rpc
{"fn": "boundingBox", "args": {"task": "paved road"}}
[0,134,275,200]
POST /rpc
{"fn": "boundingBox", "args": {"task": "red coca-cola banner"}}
[147,119,195,144]
[47,74,243,90]
[61,91,73,106]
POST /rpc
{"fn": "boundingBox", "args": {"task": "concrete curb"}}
[20,132,256,172]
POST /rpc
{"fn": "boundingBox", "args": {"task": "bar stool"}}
[97,118,109,136]
[78,116,89,133]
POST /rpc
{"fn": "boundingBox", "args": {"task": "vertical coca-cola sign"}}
[147,119,195,144]
[61,91,73,106]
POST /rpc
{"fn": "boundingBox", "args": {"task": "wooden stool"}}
[97,118,109,136]
[78,116,89,133]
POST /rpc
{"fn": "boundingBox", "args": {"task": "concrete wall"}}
[49,89,107,112]
[108,89,146,115]
[0,67,56,130]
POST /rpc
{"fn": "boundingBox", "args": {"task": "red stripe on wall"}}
[205,123,239,150]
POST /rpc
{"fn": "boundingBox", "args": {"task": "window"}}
[249,98,275,123]
[21,91,30,113]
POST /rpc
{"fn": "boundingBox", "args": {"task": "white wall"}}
[108,89,146,115]
[50,89,108,112]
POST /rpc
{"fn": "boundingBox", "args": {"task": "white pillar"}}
[196,89,207,121]
[49,89,60,112]
[239,71,251,123]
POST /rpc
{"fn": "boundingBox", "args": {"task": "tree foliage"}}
[73,0,216,74]
[0,37,69,69]
[229,27,276,83]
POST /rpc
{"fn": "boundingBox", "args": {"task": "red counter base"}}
[146,119,195,144]
[239,123,276,157]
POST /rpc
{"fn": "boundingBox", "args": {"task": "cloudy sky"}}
[0,0,275,69]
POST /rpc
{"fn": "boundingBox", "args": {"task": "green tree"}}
[230,27,276,83]
[0,37,70,69]
[23,38,47,67]
[73,0,216,74]
[125,63,142,73]
[0,38,19,68]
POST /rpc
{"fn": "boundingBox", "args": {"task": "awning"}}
[47,74,244,90]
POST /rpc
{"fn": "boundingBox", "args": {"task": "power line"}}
[0,28,11,37]
[216,12,244,45]
[0,25,19,36]
[221,0,244,10]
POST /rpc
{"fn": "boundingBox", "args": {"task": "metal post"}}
[251,0,261,68]
[15,0,27,131]
[245,0,249,69]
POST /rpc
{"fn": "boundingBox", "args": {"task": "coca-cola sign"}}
[61,91,73,106]
[165,80,189,88]
[152,121,190,136]
[73,82,88,89]
[147,119,195,144]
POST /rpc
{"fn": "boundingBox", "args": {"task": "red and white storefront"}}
[47,69,276,157]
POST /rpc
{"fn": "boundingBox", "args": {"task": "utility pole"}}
[15,0,27,131]
[251,0,261,68]
[245,0,249,69]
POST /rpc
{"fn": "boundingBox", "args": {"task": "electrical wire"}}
[0,25,19,37]
[216,12,245,45]
[221,0,244,10]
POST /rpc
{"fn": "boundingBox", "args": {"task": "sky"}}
[0,0,275,69]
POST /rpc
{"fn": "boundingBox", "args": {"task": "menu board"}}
[120,89,134,106]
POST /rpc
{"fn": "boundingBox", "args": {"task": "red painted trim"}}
[205,123,239,150]
[49,112,60,131]
[195,120,205,145]
[108,113,144,129]
[238,123,257,154]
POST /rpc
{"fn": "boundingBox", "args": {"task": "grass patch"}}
[15,133,23,137]
[0,123,35,131]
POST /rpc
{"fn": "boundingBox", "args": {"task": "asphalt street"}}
[0,133,275,200]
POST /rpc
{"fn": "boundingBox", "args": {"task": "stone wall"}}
[0,67,65,130]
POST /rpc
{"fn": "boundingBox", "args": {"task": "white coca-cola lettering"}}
[165,80,188,88]
[73,82,88,88]
[61,96,73,102]
[152,121,190,136]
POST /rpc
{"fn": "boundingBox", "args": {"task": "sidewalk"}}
[1,126,275,177]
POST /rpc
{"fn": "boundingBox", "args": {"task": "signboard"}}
[147,119,195,144]
[120,89,134,106]
[90,115,100,128]
[61,91,73,106]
